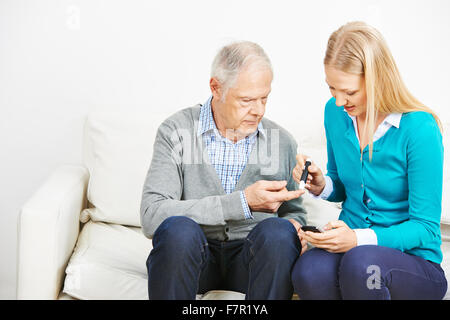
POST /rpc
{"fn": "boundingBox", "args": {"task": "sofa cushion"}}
[62,221,247,300]
[63,221,153,299]
[63,221,450,300]
[441,241,450,300]
[82,111,172,226]
[441,122,450,224]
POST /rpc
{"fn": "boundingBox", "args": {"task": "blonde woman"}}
[291,22,448,299]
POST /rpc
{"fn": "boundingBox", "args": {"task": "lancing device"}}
[299,158,312,190]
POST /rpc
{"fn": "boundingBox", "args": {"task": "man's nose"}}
[251,100,265,116]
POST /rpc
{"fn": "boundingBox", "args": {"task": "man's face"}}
[210,64,272,139]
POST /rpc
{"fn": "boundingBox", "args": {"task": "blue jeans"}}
[291,246,448,300]
[146,216,301,300]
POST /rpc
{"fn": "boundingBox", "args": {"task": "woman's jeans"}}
[291,246,448,300]
[147,216,301,300]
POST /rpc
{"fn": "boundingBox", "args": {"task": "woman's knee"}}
[339,245,385,298]
[291,248,342,299]
[339,246,380,279]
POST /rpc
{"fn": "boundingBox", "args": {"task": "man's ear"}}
[209,77,223,100]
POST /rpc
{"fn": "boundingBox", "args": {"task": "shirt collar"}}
[198,96,265,138]
[344,109,402,128]
[197,96,216,136]
[384,113,402,128]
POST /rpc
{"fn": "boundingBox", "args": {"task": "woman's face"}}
[325,65,367,118]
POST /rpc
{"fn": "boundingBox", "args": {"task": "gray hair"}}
[211,41,273,91]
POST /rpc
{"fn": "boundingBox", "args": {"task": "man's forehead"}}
[228,85,272,98]
[230,68,272,89]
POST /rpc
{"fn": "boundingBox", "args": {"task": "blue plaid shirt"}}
[198,97,264,219]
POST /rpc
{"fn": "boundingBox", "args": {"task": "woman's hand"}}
[302,220,357,253]
[292,154,326,196]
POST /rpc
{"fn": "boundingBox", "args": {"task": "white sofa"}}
[17,110,450,300]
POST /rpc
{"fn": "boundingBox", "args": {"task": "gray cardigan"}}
[140,104,307,241]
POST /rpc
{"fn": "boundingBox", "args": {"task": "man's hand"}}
[244,180,304,213]
[289,219,308,255]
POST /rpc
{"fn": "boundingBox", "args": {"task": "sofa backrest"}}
[82,110,172,226]
[81,110,450,228]
[440,122,450,224]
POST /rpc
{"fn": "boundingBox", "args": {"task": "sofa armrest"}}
[17,165,89,299]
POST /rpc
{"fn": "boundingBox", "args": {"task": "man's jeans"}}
[147,216,301,300]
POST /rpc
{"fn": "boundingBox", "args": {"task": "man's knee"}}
[251,217,297,242]
[247,217,299,258]
[152,216,205,253]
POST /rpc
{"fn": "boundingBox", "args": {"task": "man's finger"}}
[262,180,287,191]
[271,189,304,202]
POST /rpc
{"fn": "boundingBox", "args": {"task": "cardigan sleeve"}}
[323,100,347,202]
[372,115,443,252]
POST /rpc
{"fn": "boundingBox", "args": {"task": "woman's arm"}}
[323,105,347,203]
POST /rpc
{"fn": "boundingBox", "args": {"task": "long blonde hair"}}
[324,21,442,160]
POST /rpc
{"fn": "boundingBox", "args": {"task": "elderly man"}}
[140,41,307,300]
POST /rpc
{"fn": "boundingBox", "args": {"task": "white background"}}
[1,0,449,299]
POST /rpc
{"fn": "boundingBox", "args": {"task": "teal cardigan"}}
[324,98,444,263]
